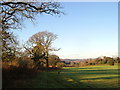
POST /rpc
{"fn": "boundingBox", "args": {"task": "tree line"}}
[63,56,120,67]
[1,1,64,70]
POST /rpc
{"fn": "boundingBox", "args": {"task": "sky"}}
[13,2,118,59]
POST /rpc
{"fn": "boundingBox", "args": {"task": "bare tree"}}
[1,1,63,61]
[27,31,59,68]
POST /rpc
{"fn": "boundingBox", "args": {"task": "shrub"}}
[92,63,95,65]
[101,60,107,64]
[2,59,38,88]
[56,62,65,68]
[107,59,114,66]
[109,61,114,66]
[18,60,30,68]
[70,62,75,67]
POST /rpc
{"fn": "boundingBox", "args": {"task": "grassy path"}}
[18,65,119,88]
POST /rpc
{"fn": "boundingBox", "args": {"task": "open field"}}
[9,64,119,88]
[2,2,118,89]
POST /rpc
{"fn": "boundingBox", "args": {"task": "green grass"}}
[11,65,120,88]
[62,65,119,88]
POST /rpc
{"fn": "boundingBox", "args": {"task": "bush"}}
[107,59,114,66]
[101,60,107,64]
[92,63,95,65]
[2,60,38,88]
[18,60,30,68]
[74,63,79,67]
[56,62,65,68]
[70,62,75,67]
[109,61,114,66]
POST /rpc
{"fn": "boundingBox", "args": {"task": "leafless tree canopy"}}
[25,31,59,68]
[1,2,63,30]
[29,31,58,52]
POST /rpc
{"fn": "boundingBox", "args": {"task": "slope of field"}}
[10,65,119,88]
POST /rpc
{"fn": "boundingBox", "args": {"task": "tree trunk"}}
[46,58,49,68]
[46,52,49,68]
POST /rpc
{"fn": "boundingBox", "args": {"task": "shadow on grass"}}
[61,69,119,75]
[3,66,119,88]
[80,76,119,80]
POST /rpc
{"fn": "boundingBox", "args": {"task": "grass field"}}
[9,65,119,88]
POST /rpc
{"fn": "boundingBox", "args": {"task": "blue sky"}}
[13,2,118,59]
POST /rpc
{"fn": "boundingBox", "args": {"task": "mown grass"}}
[61,65,119,88]
[4,64,119,88]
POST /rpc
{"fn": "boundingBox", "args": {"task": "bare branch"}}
[1,2,63,30]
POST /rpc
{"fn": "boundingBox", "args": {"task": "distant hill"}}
[61,59,85,62]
